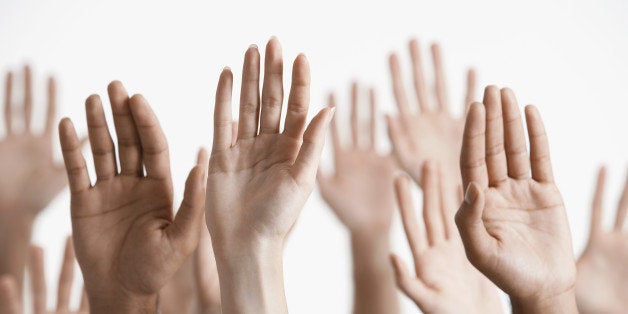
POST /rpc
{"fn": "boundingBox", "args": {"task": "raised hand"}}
[318,83,396,234]
[0,237,88,314]
[576,167,628,313]
[455,86,577,313]
[59,81,207,314]
[318,83,398,314]
[386,39,476,187]
[390,162,502,314]
[206,38,333,314]
[29,237,89,314]
[0,66,71,287]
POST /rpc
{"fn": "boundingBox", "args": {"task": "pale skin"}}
[0,237,88,314]
[455,86,577,313]
[206,38,333,314]
[160,149,221,314]
[386,39,476,187]
[576,167,628,313]
[317,83,398,314]
[0,66,71,289]
[58,81,207,314]
[391,162,503,314]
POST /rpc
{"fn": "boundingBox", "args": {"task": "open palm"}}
[455,86,576,304]
[386,39,475,186]
[391,163,502,314]
[0,66,67,217]
[206,40,332,244]
[59,81,206,311]
[576,167,628,313]
[318,85,396,233]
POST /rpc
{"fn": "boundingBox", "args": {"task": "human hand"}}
[206,38,333,314]
[29,237,89,314]
[59,81,207,314]
[455,86,577,313]
[390,162,502,314]
[576,167,628,313]
[386,39,476,187]
[0,237,88,314]
[0,65,68,219]
[318,83,396,235]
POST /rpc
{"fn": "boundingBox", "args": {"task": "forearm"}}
[510,289,578,314]
[0,212,34,289]
[350,231,399,314]
[214,239,287,314]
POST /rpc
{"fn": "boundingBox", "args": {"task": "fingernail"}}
[223,66,231,71]
[464,184,478,204]
[249,44,258,49]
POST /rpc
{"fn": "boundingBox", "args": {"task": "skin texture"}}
[576,167,628,313]
[58,81,207,314]
[386,39,476,187]
[455,86,577,314]
[206,38,332,314]
[0,66,71,289]
[317,84,398,314]
[0,237,88,314]
[391,162,503,314]
[160,149,221,314]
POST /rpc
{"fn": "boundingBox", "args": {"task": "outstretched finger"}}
[260,38,284,134]
[290,107,334,185]
[464,68,477,114]
[501,89,530,179]
[213,68,234,152]
[589,167,606,239]
[615,171,628,232]
[368,88,377,149]
[389,53,412,116]
[86,95,118,181]
[128,94,171,180]
[3,72,12,135]
[29,246,46,314]
[350,82,359,148]
[460,102,488,189]
[0,276,21,314]
[395,175,426,261]
[431,43,449,112]
[525,105,554,182]
[409,39,429,112]
[59,118,92,194]
[24,65,33,132]
[45,77,57,136]
[56,237,75,312]
[109,81,143,176]
[237,45,261,140]
[283,54,311,139]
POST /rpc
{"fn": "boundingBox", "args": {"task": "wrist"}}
[213,237,287,314]
[88,291,158,314]
[510,288,577,314]
[350,231,391,273]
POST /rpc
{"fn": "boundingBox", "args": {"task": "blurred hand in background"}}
[0,236,88,314]
[390,162,502,314]
[386,39,476,189]
[576,167,628,313]
[318,83,398,314]
[0,65,73,290]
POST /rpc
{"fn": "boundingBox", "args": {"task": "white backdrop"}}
[1,0,627,313]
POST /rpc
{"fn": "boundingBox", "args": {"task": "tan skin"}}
[0,237,88,314]
[206,38,333,314]
[386,39,476,187]
[0,66,72,289]
[576,167,628,313]
[455,86,577,313]
[391,162,503,314]
[318,83,398,314]
[160,149,221,314]
[58,81,207,314]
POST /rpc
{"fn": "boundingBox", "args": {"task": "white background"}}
[1,0,627,313]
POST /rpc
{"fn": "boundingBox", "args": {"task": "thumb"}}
[455,182,495,267]
[291,107,335,186]
[167,164,207,256]
[390,254,432,308]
